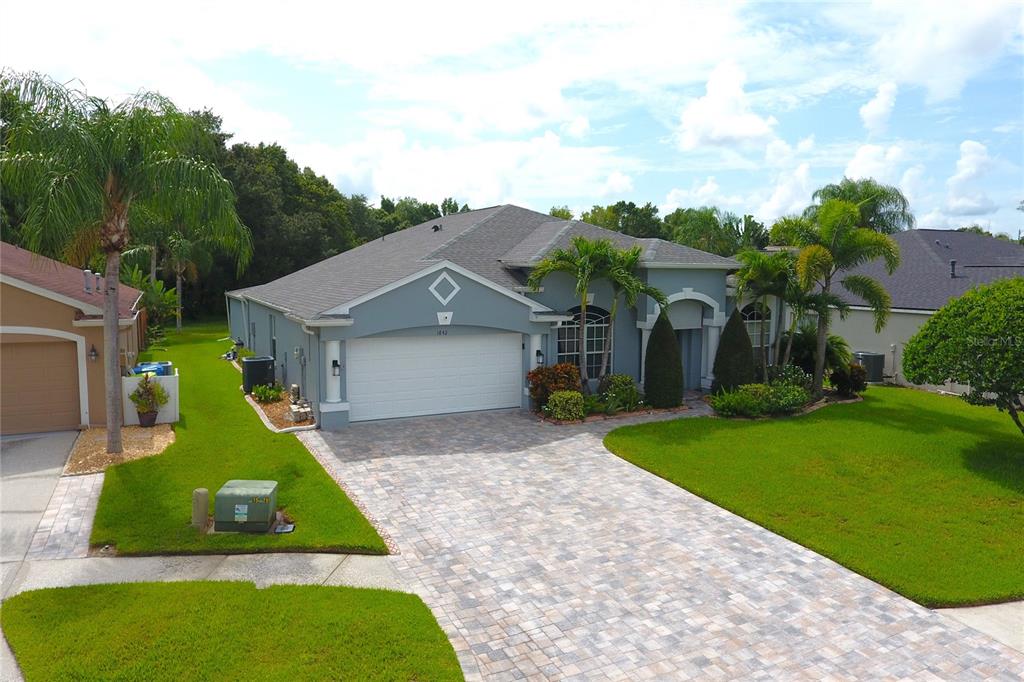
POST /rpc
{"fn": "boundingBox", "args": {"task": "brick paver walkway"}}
[25,474,103,561]
[315,408,1024,680]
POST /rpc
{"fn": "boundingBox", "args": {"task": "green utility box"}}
[214,480,278,532]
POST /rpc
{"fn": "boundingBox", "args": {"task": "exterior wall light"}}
[88,345,99,362]
[331,359,341,376]
[535,349,545,366]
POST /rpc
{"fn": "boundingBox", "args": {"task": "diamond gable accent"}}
[428,271,461,305]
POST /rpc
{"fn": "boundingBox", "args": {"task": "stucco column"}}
[325,339,341,402]
[703,325,721,389]
[640,327,651,378]
[529,334,542,370]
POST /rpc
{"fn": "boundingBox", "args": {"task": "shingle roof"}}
[838,229,1024,311]
[232,204,739,320]
[1,241,141,318]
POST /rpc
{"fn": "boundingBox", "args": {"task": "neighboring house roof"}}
[231,204,738,321]
[838,229,1024,312]
[1,241,141,319]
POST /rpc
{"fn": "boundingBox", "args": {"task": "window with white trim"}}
[741,303,771,348]
[557,306,611,376]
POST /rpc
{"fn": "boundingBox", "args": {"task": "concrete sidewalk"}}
[3,552,403,598]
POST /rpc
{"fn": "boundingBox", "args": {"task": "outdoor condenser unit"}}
[213,480,278,532]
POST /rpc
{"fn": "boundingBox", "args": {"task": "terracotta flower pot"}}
[137,411,158,427]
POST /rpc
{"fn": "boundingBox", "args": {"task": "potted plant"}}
[130,374,169,427]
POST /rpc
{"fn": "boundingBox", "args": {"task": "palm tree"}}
[595,245,667,380]
[735,249,791,381]
[527,236,615,391]
[0,72,250,453]
[805,178,915,234]
[792,199,900,395]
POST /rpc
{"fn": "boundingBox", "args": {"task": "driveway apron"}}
[315,408,1023,681]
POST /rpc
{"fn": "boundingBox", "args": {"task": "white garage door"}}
[347,332,523,422]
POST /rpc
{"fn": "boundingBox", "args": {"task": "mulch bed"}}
[64,425,175,475]
[539,404,691,426]
[252,398,313,430]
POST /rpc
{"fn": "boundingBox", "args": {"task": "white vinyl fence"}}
[122,370,180,426]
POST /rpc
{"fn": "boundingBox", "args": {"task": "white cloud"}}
[898,164,927,204]
[859,82,898,135]
[944,140,997,216]
[297,130,642,209]
[948,140,993,188]
[662,175,745,212]
[844,144,905,183]
[757,163,813,221]
[601,171,634,196]
[830,0,1023,101]
[564,116,591,138]
[676,62,777,150]
[765,135,815,166]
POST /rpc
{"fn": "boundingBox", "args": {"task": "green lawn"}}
[1,582,462,681]
[604,386,1024,607]
[92,323,386,555]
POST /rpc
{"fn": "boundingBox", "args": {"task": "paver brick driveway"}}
[314,408,1023,680]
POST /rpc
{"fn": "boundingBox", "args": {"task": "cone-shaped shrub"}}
[712,308,756,393]
[644,312,682,408]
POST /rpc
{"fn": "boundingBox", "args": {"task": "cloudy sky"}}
[3,1,1022,234]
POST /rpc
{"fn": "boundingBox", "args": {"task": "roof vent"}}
[950,259,957,278]
[432,224,443,232]
[945,242,950,249]
[83,269,93,293]
[935,240,941,246]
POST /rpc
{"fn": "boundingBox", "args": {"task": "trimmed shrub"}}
[598,373,642,412]
[768,363,813,391]
[709,382,810,418]
[709,385,769,417]
[527,363,581,409]
[644,312,682,408]
[770,383,812,412]
[712,308,755,393]
[546,390,585,421]
[251,383,284,404]
[831,363,868,397]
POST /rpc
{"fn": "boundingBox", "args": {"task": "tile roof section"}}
[838,229,1024,311]
[1,241,141,318]
[231,204,739,320]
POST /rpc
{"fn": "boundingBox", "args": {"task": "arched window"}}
[741,303,771,348]
[557,306,611,376]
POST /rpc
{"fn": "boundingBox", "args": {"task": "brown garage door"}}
[1,340,81,435]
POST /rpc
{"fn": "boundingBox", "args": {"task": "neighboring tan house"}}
[832,229,1024,386]
[0,242,145,435]
[227,204,737,429]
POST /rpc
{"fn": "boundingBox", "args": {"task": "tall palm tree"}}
[0,72,250,453]
[595,245,667,380]
[805,177,915,234]
[734,249,791,381]
[528,236,615,391]
[793,199,900,395]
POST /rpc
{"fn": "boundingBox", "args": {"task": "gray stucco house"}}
[226,204,737,429]
[829,228,1024,386]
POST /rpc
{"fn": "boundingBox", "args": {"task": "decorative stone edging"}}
[296,431,400,555]
[243,394,318,434]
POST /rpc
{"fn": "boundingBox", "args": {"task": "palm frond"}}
[841,274,892,331]
[796,244,833,288]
